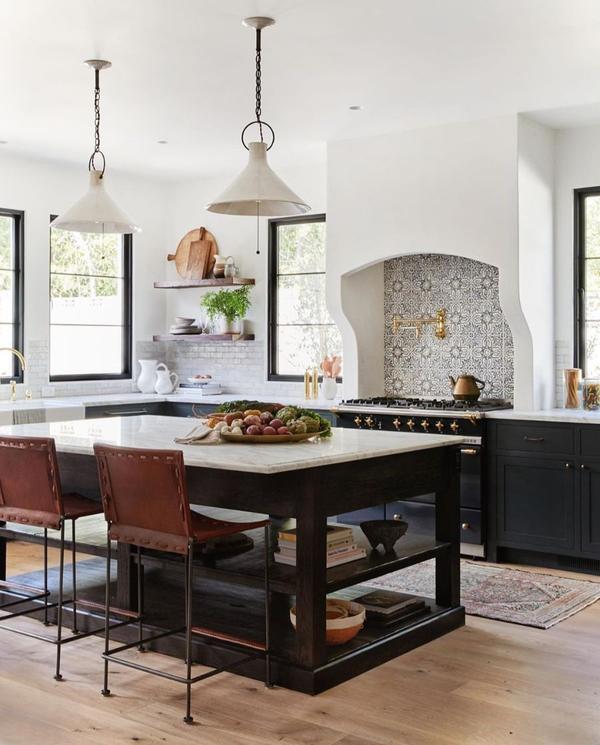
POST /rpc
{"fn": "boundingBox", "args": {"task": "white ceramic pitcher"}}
[137,359,158,393]
[154,363,179,394]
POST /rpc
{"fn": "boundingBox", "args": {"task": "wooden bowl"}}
[290,599,365,646]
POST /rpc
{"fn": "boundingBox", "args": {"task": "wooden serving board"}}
[219,430,327,444]
[167,227,218,279]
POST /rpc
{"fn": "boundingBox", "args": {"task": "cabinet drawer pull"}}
[460,448,479,456]
[461,522,471,530]
[565,463,572,469]
[104,409,149,416]
[581,464,587,470]
[523,436,545,443]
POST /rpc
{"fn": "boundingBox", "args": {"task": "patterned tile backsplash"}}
[384,254,514,400]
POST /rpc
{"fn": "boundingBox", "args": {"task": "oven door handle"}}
[460,448,479,456]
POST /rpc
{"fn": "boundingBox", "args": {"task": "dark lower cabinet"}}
[580,461,600,555]
[496,456,576,551]
[488,419,600,567]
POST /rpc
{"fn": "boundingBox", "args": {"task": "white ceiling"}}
[4,0,600,180]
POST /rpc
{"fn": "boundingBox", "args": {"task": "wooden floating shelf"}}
[153,277,255,289]
[152,333,255,342]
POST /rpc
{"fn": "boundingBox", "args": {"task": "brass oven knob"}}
[450,420,460,433]
[420,419,430,431]
[435,420,444,432]
[365,415,375,429]
[393,417,401,430]
[354,415,363,428]
[406,418,415,432]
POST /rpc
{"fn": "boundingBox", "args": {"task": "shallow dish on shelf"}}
[290,599,365,645]
[219,430,327,444]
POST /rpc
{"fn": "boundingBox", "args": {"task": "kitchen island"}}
[0,416,464,693]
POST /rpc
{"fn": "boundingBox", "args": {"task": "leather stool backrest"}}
[0,436,64,529]
[94,444,194,554]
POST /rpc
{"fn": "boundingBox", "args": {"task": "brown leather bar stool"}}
[0,435,105,680]
[94,444,272,724]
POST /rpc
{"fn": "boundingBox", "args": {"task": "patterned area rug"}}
[362,559,600,629]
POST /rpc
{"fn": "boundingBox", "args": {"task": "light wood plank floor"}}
[1,541,599,745]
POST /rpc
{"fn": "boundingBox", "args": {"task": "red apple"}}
[263,426,276,435]
[260,411,273,423]
[270,418,284,430]
[246,425,262,435]
[277,426,290,435]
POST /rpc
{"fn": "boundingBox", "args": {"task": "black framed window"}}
[0,209,24,382]
[49,221,132,381]
[575,188,600,378]
[268,214,341,380]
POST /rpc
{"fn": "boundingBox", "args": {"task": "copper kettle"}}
[448,375,486,402]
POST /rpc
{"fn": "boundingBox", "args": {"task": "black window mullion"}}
[0,209,24,384]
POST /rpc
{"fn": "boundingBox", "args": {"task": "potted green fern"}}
[200,286,252,334]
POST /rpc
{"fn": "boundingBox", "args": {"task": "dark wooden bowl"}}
[360,519,408,554]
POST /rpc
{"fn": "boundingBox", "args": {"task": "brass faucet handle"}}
[9,380,16,402]
[25,389,32,400]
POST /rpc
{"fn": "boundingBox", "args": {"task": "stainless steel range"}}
[331,396,513,557]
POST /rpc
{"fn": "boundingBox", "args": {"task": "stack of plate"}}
[169,316,201,335]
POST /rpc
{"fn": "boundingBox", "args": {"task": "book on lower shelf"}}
[352,589,430,625]
[273,543,367,569]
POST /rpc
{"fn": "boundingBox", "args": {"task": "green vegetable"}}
[275,407,297,424]
[287,419,307,434]
[216,400,282,414]
[299,415,320,433]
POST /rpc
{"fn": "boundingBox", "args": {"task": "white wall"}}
[0,151,168,396]
[327,115,543,408]
[517,116,555,409]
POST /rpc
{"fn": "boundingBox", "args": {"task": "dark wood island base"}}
[0,420,464,694]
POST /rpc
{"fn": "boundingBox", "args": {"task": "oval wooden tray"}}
[219,430,327,444]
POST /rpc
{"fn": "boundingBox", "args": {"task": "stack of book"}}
[275,525,367,567]
[352,589,430,627]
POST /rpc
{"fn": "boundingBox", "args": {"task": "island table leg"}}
[294,495,327,670]
[435,447,461,608]
[116,542,138,611]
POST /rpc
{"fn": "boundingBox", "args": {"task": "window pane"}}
[50,326,124,377]
[585,259,600,321]
[0,270,14,325]
[0,216,13,270]
[0,325,16,377]
[276,325,342,376]
[586,196,600,259]
[277,274,334,325]
[277,222,326,274]
[50,275,124,326]
[50,229,122,277]
[584,322,600,378]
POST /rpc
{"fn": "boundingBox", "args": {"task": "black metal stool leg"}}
[264,524,272,688]
[137,545,144,651]
[101,530,111,696]
[183,541,193,724]
[54,521,65,681]
[43,527,50,626]
[71,519,78,634]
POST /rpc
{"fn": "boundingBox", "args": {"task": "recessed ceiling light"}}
[349,105,364,111]
[157,139,168,145]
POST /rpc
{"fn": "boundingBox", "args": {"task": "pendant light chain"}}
[88,66,106,177]
[255,29,264,143]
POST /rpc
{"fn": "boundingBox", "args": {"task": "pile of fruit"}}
[205,404,331,438]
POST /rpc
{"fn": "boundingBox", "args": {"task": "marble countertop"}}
[485,408,600,424]
[0,415,463,474]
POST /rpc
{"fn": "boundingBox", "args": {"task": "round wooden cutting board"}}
[167,227,218,279]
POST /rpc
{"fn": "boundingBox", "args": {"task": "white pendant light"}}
[207,17,310,224]
[51,60,140,235]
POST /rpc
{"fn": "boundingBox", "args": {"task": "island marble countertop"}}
[0,415,464,474]
[485,408,600,424]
